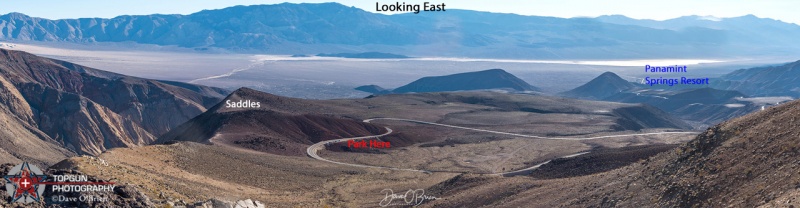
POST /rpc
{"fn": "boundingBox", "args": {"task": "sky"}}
[0,0,798,25]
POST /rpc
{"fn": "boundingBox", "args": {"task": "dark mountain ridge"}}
[390,69,540,93]
[712,60,800,97]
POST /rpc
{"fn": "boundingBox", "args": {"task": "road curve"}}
[307,117,699,176]
[306,127,435,173]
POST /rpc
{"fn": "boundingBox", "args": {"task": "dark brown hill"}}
[0,49,227,155]
[392,69,540,93]
[560,71,637,100]
[158,88,386,156]
[354,84,390,94]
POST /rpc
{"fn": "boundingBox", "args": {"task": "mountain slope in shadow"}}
[0,48,227,155]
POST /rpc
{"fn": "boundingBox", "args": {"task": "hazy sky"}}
[0,0,798,24]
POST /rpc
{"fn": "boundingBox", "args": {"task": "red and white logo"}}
[4,162,47,203]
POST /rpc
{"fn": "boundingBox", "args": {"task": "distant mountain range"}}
[1,3,799,58]
[357,69,539,94]
[596,14,800,42]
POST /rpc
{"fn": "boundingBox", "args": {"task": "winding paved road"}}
[306,117,699,176]
[306,126,434,173]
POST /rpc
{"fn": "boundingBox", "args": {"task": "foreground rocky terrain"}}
[51,142,458,207]
[420,98,800,207]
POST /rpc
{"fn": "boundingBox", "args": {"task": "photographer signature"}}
[379,189,439,207]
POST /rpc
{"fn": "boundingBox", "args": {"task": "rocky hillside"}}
[0,48,227,156]
[0,97,75,166]
[564,94,800,206]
